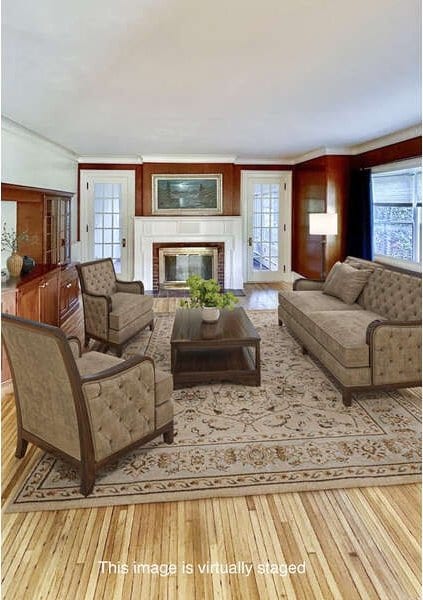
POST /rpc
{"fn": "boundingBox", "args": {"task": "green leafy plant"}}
[180,275,238,309]
[1,223,32,253]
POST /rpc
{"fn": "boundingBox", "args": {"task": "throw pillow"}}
[323,262,372,304]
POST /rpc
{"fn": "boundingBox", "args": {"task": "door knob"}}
[248,237,253,246]
[122,238,127,248]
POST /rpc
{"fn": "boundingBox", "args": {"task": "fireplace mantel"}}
[134,216,243,290]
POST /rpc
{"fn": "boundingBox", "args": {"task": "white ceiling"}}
[2,0,421,159]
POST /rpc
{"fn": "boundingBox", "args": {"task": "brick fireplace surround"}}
[152,242,225,292]
[133,216,244,292]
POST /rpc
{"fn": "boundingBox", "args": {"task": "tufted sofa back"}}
[78,259,117,296]
[358,267,421,321]
[344,256,421,321]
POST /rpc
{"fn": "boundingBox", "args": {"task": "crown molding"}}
[1,116,78,161]
[292,146,353,164]
[78,155,143,164]
[234,157,294,165]
[349,124,422,155]
[141,154,236,164]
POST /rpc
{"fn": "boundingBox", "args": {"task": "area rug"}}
[6,310,421,512]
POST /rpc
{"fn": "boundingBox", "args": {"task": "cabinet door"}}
[41,271,59,326]
[18,281,41,322]
[44,195,71,265]
[59,266,79,324]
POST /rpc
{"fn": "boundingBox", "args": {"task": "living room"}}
[1,1,422,599]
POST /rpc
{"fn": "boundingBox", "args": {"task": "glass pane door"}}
[252,183,279,271]
[93,183,122,273]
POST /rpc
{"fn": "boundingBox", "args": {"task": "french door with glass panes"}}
[244,171,292,282]
[80,170,135,279]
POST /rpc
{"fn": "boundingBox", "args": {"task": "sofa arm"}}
[81,356,156,461]
[366,320,422,386]
[83,293,112,340]
[293,278,325,291]
[116,280,144,294]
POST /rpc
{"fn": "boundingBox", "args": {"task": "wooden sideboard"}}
[1,264,80,383]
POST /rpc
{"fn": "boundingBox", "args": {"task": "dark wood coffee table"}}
[170,307,261,388]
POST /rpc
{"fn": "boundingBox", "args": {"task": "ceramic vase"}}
[6,252,23,277]
[201,306,220,323]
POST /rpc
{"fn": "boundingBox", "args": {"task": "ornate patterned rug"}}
[6,310,421,512]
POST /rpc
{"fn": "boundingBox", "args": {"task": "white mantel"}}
[134,216,244,290]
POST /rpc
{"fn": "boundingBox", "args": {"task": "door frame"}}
[241,170,292,282]
[79,169,136,279]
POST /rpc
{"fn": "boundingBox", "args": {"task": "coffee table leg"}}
[171,345,176,372]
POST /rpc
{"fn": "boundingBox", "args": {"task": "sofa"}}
[278,257,422,406]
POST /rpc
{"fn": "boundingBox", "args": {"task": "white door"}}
[243,171,292,282]
[80,170,135,279]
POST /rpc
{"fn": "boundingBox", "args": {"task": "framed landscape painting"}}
[152,174,223,215]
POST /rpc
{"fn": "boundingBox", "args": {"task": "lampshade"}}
[309,212,338,236]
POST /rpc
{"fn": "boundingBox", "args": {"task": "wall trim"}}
[1,116,78,161]
[141,154,237,164]
[78,155,143,164]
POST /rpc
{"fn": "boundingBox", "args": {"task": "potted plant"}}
[180,275,238,322]
[1,224,32,278]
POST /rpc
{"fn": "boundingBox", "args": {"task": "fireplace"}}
[134,216,243,291]
[153,242,224,292]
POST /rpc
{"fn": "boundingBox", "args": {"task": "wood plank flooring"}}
[2,284,421,599]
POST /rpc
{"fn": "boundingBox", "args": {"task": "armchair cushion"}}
[75,351,123,377]
[109,293,154,330]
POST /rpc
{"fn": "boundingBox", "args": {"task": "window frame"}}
[371,159,422,269]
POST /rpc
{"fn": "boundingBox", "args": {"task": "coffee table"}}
[170,307,261,388]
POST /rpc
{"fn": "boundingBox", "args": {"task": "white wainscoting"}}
[134,216,244,290]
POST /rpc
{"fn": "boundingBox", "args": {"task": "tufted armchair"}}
[1,313,174,496]
[76,258,154,356]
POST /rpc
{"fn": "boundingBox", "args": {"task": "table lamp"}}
[309,212,338,279]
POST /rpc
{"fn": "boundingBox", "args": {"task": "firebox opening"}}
[159,247,218,289]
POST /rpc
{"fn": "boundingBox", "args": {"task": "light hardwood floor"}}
[2,284,421,600]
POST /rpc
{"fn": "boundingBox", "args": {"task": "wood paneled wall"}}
[292,156,351,278]
[352,137,422,169]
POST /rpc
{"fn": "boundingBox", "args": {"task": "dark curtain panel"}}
[347,168,373,260]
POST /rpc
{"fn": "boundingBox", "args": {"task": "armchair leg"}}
[342,390,353,407]
[15,436,28,458]
[149,319,155,331]
[278,319,283,326]
[163,423,174,444]
[84,335,90,348]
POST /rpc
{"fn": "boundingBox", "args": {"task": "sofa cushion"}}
[359,267,422,321]
[323,262,372,304]
[300,309,386,368]
[279,290,363,325]
[109,293,154,330]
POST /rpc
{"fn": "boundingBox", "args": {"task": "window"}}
[371,164,421,264]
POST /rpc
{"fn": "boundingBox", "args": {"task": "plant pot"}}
[6,252,23,277]
[201,306,220,323]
